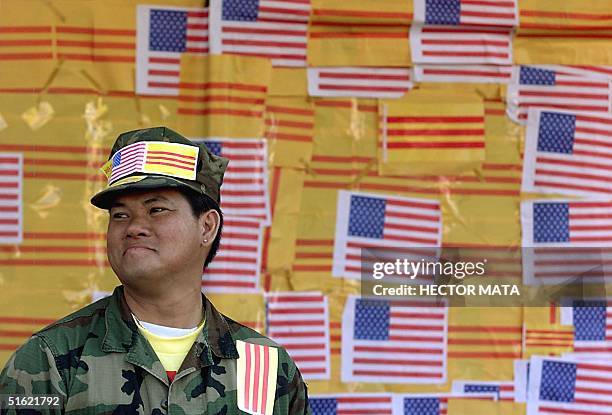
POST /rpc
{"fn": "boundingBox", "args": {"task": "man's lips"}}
[123,246,155,255]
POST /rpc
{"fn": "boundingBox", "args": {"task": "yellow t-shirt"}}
[134,316,205,380]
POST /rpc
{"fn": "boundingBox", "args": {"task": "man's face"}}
[106,188,207,287]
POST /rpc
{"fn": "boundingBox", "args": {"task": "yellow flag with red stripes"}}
[379,91,485,175]
[515,0,612,65]
[264,97,314,168]
[177,54,272,138]
[0,0,56,90]
[308,0,412,66]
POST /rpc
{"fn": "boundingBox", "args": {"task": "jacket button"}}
[161,400,168,410]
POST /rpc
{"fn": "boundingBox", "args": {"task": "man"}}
[0,127,311,414]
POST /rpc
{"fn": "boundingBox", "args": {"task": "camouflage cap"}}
[90,127,229,209]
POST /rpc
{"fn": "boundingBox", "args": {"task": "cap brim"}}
[90,174,203,209]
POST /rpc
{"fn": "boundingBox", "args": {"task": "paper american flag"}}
[209,0,310,67]
[413,64,512,83]
[507,66,612,124]
[199,138,270,225]
[525,65,612,81]
[561,299,612,360]
[410,25,513,65]
[265,292,330,380]
[136,5,208,96]
[307,67,413,98]
[527,357,612,415]
[341,296,448,384]
[391,393,496,415]
[413,0,518,27]
[309,394,393,415]
[0,154,23,245]
[202,216,263,293]
[521,201,612,286]
[236,340,278,415]
[523,108,612,198]
[332,190,442,279]
[452,380,515,401]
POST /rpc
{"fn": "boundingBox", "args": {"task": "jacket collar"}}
[101,285,239,361]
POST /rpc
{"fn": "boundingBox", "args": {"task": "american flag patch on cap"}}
[100,141,199,185]
[236,340,278,415]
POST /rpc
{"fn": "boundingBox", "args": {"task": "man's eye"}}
[112,212,128,219]
[150,207,167,214]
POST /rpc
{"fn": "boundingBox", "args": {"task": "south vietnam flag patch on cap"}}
[236,340,278,415]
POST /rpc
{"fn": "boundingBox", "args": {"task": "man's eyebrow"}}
[143,195,170,204]
[109,195,171,209]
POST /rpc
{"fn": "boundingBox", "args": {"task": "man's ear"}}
[201,209,220,245]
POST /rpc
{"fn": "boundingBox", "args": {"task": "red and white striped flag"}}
[342,296,448,383]
[136,5,208,96]
[561,299,612,361]
[410,25,513,65]
[521,200,612,286]
[309,394,393,415]
[236,340,278,415]
[527,357,612,415]
[197,138,270,225]
[332,190,442,279]
[526,65,612,81]
[107,142,146,183]
[266,292,330,380]
[507,66,612,124]
[202,216,263,292]
[413,0,518,27]
[523,108,612,198]
[413,64,512,83]
[209,0,310,67]
[0,153,23,245]
[452,380,515,401]
[307,67,413,98]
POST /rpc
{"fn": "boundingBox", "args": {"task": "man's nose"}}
[125,215,151,238]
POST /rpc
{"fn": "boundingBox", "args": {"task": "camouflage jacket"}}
[0,286,311,415]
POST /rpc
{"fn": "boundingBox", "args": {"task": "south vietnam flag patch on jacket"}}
[236,340,279,415]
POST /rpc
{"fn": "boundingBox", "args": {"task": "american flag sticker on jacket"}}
[209,0,310,67]
[307,67,413,98]
[413,64,512,84]
[526,356,612,415]
[507,66,612,124]
[198,138,270,225]
[521,200,612,286]
[332,190,442,279]
[0,153,23,245]
[236,340,278,415]
[341,295,448,384]
[309,394,393,415]
[560,299,612,360]
[410,25,513,65]
[201,216,263,292]
[136,5,208,96]
[523,108,612,198]
[412,0,518,27]
[265,292,330,380]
